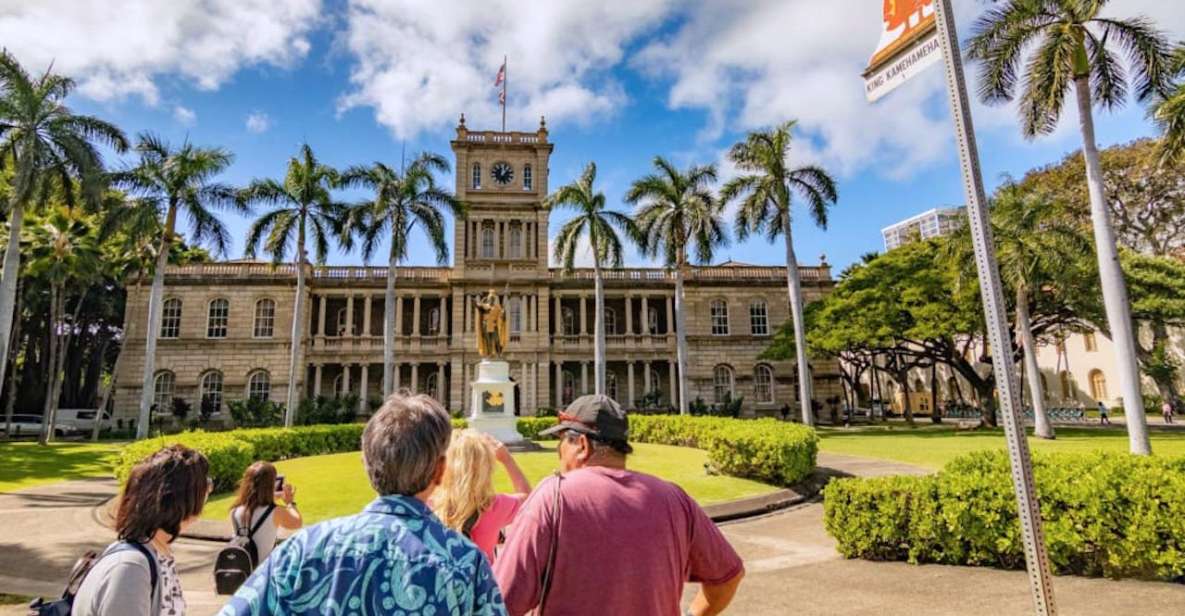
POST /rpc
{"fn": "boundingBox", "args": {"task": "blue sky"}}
[4,0,1181,271]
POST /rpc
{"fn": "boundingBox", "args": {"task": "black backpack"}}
[28,542,157,616]
[214,504,275,595]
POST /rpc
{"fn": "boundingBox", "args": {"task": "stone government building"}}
[113,119,841,422]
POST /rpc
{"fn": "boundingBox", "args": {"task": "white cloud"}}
[0,0,321,104]
[172,105,197,126]
[338,0,674,139]
[245,111,272,134]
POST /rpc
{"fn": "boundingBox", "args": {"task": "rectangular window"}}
[749,302,769,336]
[160,299,182,339]
[710,301,729,336]
[207,299,229,338]
[253,300,275,338]
[523,165,533,190]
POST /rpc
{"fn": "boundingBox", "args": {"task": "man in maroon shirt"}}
[494,395,745,615]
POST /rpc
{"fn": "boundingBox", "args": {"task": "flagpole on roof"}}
[502,55,507,132]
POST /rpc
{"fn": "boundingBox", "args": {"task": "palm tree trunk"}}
[782,213,814,426]
[383,250,398,397]
[930,362,941,424]
[284,222,307,427]
[136,203,177,440]
[1073,76,1150,455]
[593,256,605,396]
[674,266,690,415]
[1016,286,1054,439]
[0,201,25,399]
[92,346,120,442]
[3,277,22,439]
[39,286,62,445]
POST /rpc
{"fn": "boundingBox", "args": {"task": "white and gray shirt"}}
[71,542,163,616]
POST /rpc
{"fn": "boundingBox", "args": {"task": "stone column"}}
[581,362,589,394]
[625,296,633,335]
[554,295,562,335]
[343,363,352,395]
[666,296,674,334]
[555,361,563,408]
[362,294,372,337]
[393,363,401,391]
[643,361,652,395]
[669,361,678,408]
[394,295,404,337]
[317,295,327,336]
[358,364,369,413]
[346,295,355,336]
[640,296,649,335]
[313,364,323,397]
[411,363,419,393]
[579,295,587,336]
[412,294,422,338]
[627,362,636,407]
[437,363,446,403]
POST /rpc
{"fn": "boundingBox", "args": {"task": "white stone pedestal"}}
[468,360,526,445]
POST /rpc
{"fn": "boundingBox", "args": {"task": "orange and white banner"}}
[863,0,941,102]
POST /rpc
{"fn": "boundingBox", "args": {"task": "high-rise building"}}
[881,207,964,251]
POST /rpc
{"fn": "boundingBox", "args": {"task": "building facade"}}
[112,119,841,422]
[881,207,964,251]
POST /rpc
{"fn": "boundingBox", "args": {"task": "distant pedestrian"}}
[433,430,532,562]
[228,462,303,565]
[494,395,744,615]
[1097,400,1111,425]
[1163,399,1175,425]
[219,393,505,615]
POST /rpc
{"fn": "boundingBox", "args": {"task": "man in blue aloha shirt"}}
[219,394,506,615]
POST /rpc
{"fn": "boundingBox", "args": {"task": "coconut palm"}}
[1153,44,1185,164]
[241,144,348,426]
[627,157,725,415]
[721,122,838,427]
[967,1,1173,455]
[0,50,127,401]
[23,207,101,444]
[549,162,635,397]
[111,133,241,439]
[341,153,463,397]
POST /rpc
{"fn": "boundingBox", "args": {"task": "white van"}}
[54,408,112,433]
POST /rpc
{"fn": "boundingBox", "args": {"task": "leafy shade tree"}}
[341,153,462,397]
[967,0,1174,454]
[549,162,634,397]
[1153,44,1185,164]
[722,121,838,427]
[23,207,101,444]
[627,157,724,414]
[1018,138,1185,257]
[242,144,348,426]
[112,134,242,439]
[0,50,127,401]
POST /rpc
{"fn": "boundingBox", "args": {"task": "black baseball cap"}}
[541,394,630,445]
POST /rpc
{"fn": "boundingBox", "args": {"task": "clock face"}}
[491,161,514,185]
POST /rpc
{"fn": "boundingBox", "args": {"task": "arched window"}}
[160,298,182,338]
[1059,371,1072,400]
[200,371,224,414]
[508,223,523,259]
[523,164,533,190]
[333,373,348,398]
[428,306,441,336]
[606,371,618,400]
[426,373,439,401]
[472,162,481,189]
[152,371,175,412]
[749,300,769,336]
[481,222,496,258]
[710,299,729,335]
[336,307,356,337]
[207,298,229,338]
[713,365,734,403]
[509,297,523,334]
[604,307,617,336]
[647,306,659,334]
[754,365,774,403]
[253,299,275,338]
[1083,332,1098,352]
[562,306,577,336]
[562,370,577,405]
[248,370,271,401]
[1088,369,1107,401]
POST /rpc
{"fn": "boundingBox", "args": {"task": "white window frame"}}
[247,370,271,401]
[754,365,774,403]
[253,298,276,338]
[481,223,496,258]
[508,224,523,259]
[606,371,618,400]
[562,307,577,336]
[604,307,617,336]
[509,297,523,334]
[153,371,175,413]
[713,365,734,404]
[710,300,729,336]
[207,298,229,338]
[160,298,182,339]
[472,162,481,189]
[749,301,769,336]
[200,371,224,413]
[523,164,533,190]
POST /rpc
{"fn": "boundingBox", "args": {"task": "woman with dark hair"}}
[228,461,302,564]
[73,444,211,616]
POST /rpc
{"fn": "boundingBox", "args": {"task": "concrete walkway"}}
[1,453,1183,615]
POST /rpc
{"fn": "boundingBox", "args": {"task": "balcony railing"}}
[461,131,545,145]
[550,265,829,282]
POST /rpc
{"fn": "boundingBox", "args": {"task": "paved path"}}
[2,453,1183,615]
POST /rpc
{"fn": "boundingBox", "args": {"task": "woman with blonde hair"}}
[434,429,531,562]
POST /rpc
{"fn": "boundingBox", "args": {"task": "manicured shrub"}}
[516,417,559,440]
[823,450,1185,581]
[115,432,255,493]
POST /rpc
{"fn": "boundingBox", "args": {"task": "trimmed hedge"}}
[114,419,468,492]
[823,450,1185,581]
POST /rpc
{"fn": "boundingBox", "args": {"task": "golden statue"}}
[474,288,509,358]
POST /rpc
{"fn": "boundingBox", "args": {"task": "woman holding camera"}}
[228,461,303,565]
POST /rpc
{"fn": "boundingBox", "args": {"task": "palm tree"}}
[1153,44,1185,164]
[23,207,101,444]
[242,144,348,427]
[0,51,127,401]
[341,153,463,398]
[967,2,1173,455]
[721,122,838,427]
[627,157,725,414]
[111,134,241,439]
[549,162,635,397]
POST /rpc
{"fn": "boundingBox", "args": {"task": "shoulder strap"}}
[248,505,277,537]
[118,542,158,598]
[461,509,481,538]
[535,472,563,615]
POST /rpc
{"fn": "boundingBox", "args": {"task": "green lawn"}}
[817,425,1185,470]
[203,442,778,524]
[0,441,123,493]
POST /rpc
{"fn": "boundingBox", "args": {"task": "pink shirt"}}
[472,493,526,562]
[493,466,743,616]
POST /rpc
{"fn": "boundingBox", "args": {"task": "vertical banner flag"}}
[494,60,506,104]
[863,0,941,102]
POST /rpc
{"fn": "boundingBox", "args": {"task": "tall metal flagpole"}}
[501,55,507,132]
[933,1,1056,613]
